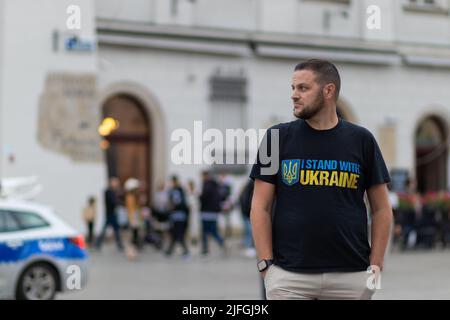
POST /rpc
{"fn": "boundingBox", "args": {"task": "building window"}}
[209,76,247,104]
[170,0,197,16]
[409,0,437,6]
[302,0,351,4]
[209,74,248,175]
[404,0,449,14]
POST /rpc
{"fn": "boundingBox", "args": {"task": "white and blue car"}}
[0,199,89,300]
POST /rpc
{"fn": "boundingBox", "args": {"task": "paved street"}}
[373,248,450,299]
[60,239,450,300]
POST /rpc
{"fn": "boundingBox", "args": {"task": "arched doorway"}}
[101,94,151,204]
[415,116,448,193]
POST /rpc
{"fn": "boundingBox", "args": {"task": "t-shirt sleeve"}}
[363,131,391,190]
[249,126,280,185]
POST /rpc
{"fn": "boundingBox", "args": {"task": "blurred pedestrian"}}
[218,172,233,239]
[398,178,420,250]
[82,196,97,247]
[417,191,438,249]
[165,175,190,258]
[152,181,171,248]
[438,191,450,248]
[386,183,398,253]
[115,181,128,230]
[186,180,201,246]
[239,179,256,258]
[124,177,143,259]
[200,171,226,256]
[96,177,124,251]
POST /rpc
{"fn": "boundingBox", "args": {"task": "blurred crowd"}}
[389,179,450,251]
[82,173,450,258]
[80,172,256,260]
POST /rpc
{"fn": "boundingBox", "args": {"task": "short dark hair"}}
[88,196,96,205]
[294,59,341,100]
[202,170,210,176]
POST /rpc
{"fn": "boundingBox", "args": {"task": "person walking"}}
[186,180,201,246]
[151,181,171,247]
[82,196,97,247]
[239,179,256,258]
[218,172,233,239]
[124,178,143,259]
[165,175,190,258]
[200,171,226,256]
[96,177,124,251]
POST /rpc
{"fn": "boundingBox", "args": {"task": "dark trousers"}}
[166,221,189,255]
[201,220,224,254]
[401,225,415,250]
[86,221,94,245]
[439,221,450,247]
[131,227,141,249]
[96,215,124,250]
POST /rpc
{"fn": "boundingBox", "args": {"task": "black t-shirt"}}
[169,186,189,214]
[250,118,390,273]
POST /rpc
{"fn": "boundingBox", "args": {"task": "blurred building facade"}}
[1,0,450,230]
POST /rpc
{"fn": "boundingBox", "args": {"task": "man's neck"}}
[305,108,339,130]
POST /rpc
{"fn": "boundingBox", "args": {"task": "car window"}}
[13,211,50,230]
[0,210,21,233]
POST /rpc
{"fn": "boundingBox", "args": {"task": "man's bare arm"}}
[250,179,276,277]
[367,183,393,270]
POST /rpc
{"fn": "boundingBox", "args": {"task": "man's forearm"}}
[250,208,273,260]
[370,208,393,269]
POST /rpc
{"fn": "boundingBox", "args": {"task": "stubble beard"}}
[293,91,325,120]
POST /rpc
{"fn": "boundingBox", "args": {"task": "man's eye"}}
[300,87,307,91]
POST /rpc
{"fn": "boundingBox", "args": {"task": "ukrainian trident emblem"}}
[282,159,300,186]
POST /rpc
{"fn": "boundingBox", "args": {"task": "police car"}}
[0,199,89,300]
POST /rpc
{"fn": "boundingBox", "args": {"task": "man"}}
[239,179,255,256]
[218,172,233,239]
[165,175,190,258]
[96,177,124,251]
[250,59,393,300]
[199,171,226,256]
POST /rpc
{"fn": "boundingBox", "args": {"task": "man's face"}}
[291,70,325,120]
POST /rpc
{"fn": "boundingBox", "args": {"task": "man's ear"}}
[323,83,336,100]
